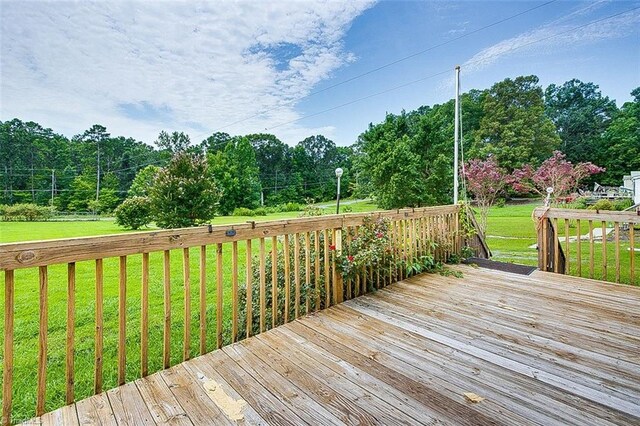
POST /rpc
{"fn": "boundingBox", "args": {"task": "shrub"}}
[342,205,353,213]
[613,198,633,211]
[2,203,53,221]
[589,199,614,211]
[252,207,268,216]
[573,197,589,209]
[495,198,506,208]
[280,202,302,212]
[232,207,254,217]
[114,197,152,230]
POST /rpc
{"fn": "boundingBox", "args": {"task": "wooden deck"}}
[25,265,640,425]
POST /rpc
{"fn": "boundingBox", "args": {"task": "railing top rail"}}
[534,207,640,224]
[0,205,460,270]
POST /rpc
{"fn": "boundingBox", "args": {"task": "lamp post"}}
[335,168,343,214]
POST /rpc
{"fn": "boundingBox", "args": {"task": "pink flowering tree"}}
[511,151,605,200]
[464,157,509,235]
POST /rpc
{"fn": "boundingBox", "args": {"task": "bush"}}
[342,205,353,213]
[1,203,54,221]
[589,199,614,211]
[573,197,589,209]
[232,207,254,217]
[279,202,302,212]
[252,207,268,216]
[495,198,506,208]
[613,198,633,211]
[114,197,152,230]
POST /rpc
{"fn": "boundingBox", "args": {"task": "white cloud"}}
[463,5,640,73]
[0,0,375,145]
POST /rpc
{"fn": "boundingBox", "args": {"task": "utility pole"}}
[453,65,460,204]
[96,142,101,202]
[51,169,55,206]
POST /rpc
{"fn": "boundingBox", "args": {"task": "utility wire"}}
[193,0,559,138]
[264,6,640,130]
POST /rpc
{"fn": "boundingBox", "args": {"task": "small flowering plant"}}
[337,216,391,281]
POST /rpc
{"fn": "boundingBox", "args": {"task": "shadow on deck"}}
[26,265,640,425]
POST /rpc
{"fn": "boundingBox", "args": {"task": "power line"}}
[192,0,559,138]
[265,6,640,130]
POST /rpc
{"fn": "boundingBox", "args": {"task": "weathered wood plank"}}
[106,381,155,425]
[94,260,103,395]
[75,392,117,426]
[2,271,14,426]
[163,250,171,369]
[136,373,192,425]
[141,253,149,376]
[118,256,127,384]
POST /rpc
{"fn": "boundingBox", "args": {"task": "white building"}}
[622,171,640,205]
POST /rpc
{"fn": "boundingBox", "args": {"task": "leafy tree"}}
[473,75,560,170]
[201,132,232,154]
[90,172,121,213]
[67,168,97,211]
[156,130,191,154]
[149,152,219,228]
[511,151,605,198]
[208,137,262,215]
[114,196,152,230]
[128,165,160,197]
[598,87,640,185]
[545,79,617,164]
[463,157,509,235]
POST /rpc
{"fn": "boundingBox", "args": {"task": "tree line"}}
[1,75,638,217]
[354,76,639,209]
[0,123,352,212]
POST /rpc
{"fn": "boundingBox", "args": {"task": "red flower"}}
[329,245,336,251]
[376,232,384,238]
[347,255,354,262]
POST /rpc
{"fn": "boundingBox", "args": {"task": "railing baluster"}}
[37,266,48,415]
[589,221,594,279]
[216,243,223,349]
[553,218,559,273]
[259,238,266,333]
[541,218,548,272]
[335,228,343,303]
[199,246,206,354]
[294,234,300,319]
[631,225,635,285]
[66,263,75,405]
[272,236,278,327]
[314,230,320,311]
[577,220,582,277]
[323,229,330,307]
[305,232,311,313]
[2,270,14,426]
[283,235,290,323]
[163,250,171,369]
[245,239,252,337]
[141,253,149,375]
[182,248,191,361]
[346,228,352,299]
[602,221,607,281]
[564,219,570,274]
[94,259,103,394]
[118,256,127,385]
[232,242,238,342]
[614,222,620,283]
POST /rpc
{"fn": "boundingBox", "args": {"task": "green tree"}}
[208,137,262,215]
[473,75,560,170]
[599,87,640,184]
[128,165,160,197]
[545,79,617,164]
[149,152,219,228]
[156,130,191,154]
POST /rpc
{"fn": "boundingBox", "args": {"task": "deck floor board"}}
[27,266,640,425]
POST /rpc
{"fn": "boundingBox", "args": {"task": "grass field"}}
[0,199,636,422]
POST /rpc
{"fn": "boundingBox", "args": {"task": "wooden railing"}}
[534,207,639,284]
[0,205,467,424]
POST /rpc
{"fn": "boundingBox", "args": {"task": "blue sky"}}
[1,1,638,147]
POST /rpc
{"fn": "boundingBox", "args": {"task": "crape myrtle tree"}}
[511,150,605,199]
[463,157,509,236]
[150,151,219,229]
